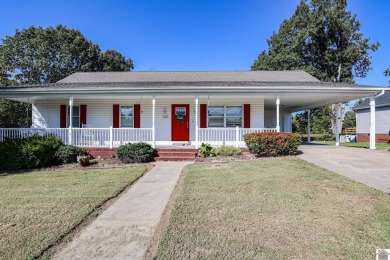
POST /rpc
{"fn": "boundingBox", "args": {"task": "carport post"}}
[369,96,376,150]
[307,109,311,143]
[335,103,340,147]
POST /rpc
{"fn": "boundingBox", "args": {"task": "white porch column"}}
[109,126,113,149]
[195,96,199,149]
[370,96,376,150]
[152,96,156,148]
[276,95,280,132]
[68,96,74,145]
[335,103,340,146]
[307,109,311,143]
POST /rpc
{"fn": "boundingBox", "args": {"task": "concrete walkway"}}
[54,161,191,260]
[299,143,390,193]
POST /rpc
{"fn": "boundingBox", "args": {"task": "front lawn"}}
[156,159,390,259]
[312,141,390,149]
[0,166,146,259]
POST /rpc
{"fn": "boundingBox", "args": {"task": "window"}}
[121,106,133,127]
[226,106,242,127]
[208,106,224,127]
[208,106,242,127]
[68,106,80,127]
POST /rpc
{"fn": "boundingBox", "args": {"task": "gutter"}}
[354,89,387,110]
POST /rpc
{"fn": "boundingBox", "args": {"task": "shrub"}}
[316,133,335,141]
[56,145,87,164]
[0,134,64,171]
[243,132,301,157]
[213,146,242,156]
[198,143,215,157]
[117,142,155,163]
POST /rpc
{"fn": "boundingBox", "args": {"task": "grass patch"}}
[312,141,390,149]
[156,159,390,259]
[0,166,146,259]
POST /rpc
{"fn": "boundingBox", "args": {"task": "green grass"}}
[156,159,390,259]
[0,166,146,259]
[312,141,390,149]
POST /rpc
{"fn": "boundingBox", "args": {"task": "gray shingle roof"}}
[58,70,321,83]
[0,81,383,90]
[354,91,390,110]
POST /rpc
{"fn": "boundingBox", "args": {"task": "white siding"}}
[32,102,61,128]
[356,106,390,134]
[32,96,265,142]
[264,109,292,132]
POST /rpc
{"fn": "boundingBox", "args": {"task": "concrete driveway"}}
[298,143,390,193]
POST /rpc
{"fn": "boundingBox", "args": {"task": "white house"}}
[0,71,386,150]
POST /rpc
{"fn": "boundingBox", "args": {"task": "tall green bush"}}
[243,132,301,157]
[117,142,155,163]
[0,134,63,170]
[56,145,87,164]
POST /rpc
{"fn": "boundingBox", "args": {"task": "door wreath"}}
[176,114,185,123]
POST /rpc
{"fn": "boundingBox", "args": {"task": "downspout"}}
[375,90,385,98]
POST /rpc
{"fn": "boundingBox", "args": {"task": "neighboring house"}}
[0,71,385,150]
[355,91,390,143]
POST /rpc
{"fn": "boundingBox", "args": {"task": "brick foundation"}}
[357,133,390,143]
[83,147,251,160]
[84,148,117,159]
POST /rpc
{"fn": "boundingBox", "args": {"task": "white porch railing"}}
[1,127,275,148]
[0,128,68,144]
[198,127,277,147]
[72,128,153,147]
[113,128,153,145]
[0,128,153,148]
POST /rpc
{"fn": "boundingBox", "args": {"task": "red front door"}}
[171,104,190,141]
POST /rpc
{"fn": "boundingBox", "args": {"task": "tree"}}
[385,66,390,84]
[342,110,356,129]
[252,0,379,83]
[252,0,379,134]
[292,107,333,134]
[0,25,133,127]
[99,50,134,72]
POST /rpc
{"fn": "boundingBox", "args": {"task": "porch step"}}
[155,148,198,161]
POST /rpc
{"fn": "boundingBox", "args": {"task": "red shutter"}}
[134,104,141,128]
[113,104,120,128]
[60,105,67,128]
[200,104,207,128]
[80,105,87,127]
[244,104,250,128]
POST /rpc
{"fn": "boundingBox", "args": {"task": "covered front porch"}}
[1,94,284,148]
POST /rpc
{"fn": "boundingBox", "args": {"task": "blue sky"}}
[0,0,389,86]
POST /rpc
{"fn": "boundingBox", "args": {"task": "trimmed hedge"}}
[243,132,301,157]
[117,142,155,163]
[0,134,63,171]
[316,133,335,141]
[56,145,87,164]
[213,146,242,156]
